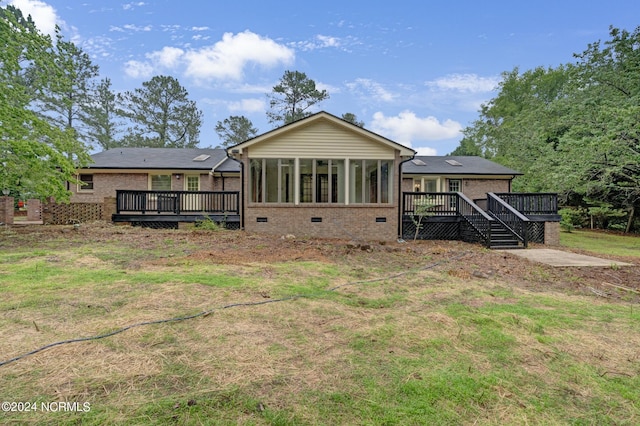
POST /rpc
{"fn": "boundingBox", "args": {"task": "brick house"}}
[69,112,558,246]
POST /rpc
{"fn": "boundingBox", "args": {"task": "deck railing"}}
[116,190,240,215]
[457,192,493,246]
[487,193,529,247]
[494,193,558,216]
[402,192,459,216]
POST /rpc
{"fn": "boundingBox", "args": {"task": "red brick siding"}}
[460,179,511,202]
[245,205,398,241]
[70,173,148,203]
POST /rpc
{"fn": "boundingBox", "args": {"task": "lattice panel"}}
[43,202,104,225]
[528,222,545,244]
[402,220,459,240]
[132,221,178,229]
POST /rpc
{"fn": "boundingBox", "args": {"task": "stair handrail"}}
[487,192,529,248]
[457,192,494,247]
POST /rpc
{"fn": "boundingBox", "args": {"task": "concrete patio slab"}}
[497,248,634,267]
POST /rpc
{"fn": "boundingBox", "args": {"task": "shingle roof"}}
[86,148,238,171]
[402,156,522,175]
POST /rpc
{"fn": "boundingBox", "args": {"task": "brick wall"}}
[461,179,511,202]
[544,221,560,246]
[245,205,398,241]
[0,196,13,224]
[215,175,240,192]
[71,173,148,203]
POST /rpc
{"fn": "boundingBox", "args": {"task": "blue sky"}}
[6,0,640,155]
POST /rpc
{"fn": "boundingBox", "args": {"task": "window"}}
[150,174,171,191]
[250,158,294,203]
[78,174,93,191]
[448,179,461,192]
[186,175,200,191]
[349,160,393,204]
[413,178,438,192]
[299,159,345,203]
[250,158,391,205]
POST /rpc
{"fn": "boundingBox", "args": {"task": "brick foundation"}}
[245,204,398,241]
[544,221,560,246]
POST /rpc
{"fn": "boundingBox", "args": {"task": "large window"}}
[349,160,393,204]
[250,158,392,205]
[250,158,294,203]
[150,174,171,191]
[299,159,345,203]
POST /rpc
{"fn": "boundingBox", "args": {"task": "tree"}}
[215,115,258,147]
[118,75,203,148]
[341,112,364,127]
[266,70,329,125]
[0,5,90,201]
[84,78,124,150]
[32,30,99,148]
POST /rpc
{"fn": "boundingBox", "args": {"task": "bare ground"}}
[3,222,639,302]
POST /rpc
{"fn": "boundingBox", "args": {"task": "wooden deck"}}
[113,190,241,228]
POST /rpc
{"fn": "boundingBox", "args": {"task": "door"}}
[184,175,200,211]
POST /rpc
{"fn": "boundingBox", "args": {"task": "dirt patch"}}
[2,222,639,301]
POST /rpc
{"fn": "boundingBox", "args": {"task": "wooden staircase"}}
[489,219,524,249]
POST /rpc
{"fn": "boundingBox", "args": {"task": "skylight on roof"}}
[411,159,426,166]
[193,154,211,162]
[445,159,462,166]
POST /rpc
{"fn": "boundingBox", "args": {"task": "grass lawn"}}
[0,225,639,425]
[560,229,640,258]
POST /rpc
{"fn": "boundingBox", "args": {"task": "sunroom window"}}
[250,158,392,205]
[250,158,294,203]
[349,159,393,204]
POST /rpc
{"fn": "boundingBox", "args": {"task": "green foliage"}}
[0,5,90,201]
[341,112,365,127]
[411,197,437,240]
[588,205,628,230]
[214,115,258,147]
[559,207,586,232]
[118,75,203,148]
[194,215,224,231]
[84,78,123,150]
[454,26,640,233]
[266,70,329,125]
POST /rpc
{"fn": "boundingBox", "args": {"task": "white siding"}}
[249,121,396,159]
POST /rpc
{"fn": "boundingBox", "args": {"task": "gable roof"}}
[228,111,416,157]
[85,148,239,171]
[402,156,522,176]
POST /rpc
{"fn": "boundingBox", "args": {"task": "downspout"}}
[397,154,416,239]
[225,150,244,230]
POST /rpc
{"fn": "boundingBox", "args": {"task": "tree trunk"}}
[625,206,635,234]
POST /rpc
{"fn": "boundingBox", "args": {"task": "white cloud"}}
[414,146,438,156]
[183,31,294,81]
[123,60,153,79]
[346,78,396,102]
[427,73,499,93]
[123,23,152,32]
[122,31,294,83]
[9,0,62,38]
[146,46,184,68]
[192,26,209,31]
[370,111,462,145]
[123,2,146,10]
[228,98,265,113]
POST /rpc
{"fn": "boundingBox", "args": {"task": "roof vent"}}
[193,154,211,162]
[445,159,462,166]
[411,159,426,166]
